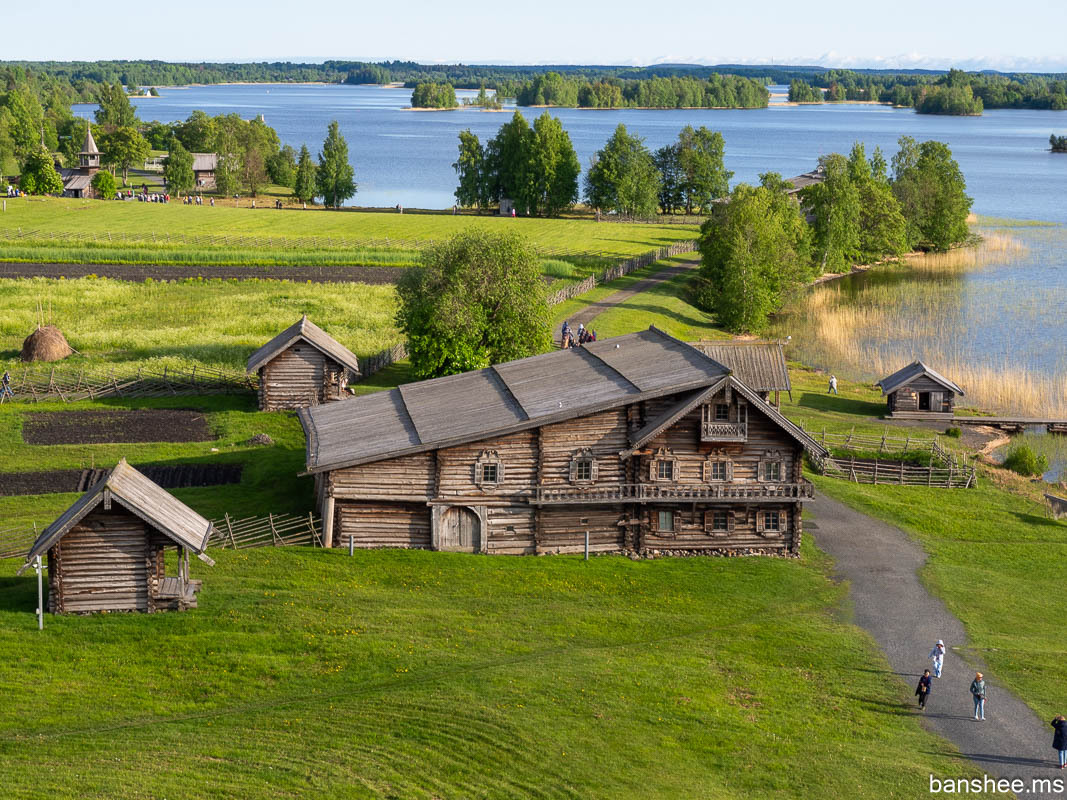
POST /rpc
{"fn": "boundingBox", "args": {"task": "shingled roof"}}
[19,459,213,573]
[877,361,964,397]
[246,315,362,376]
[690,340,791,393]
[191,153,218,171]
[300,327,825,474]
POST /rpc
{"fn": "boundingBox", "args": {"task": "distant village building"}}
[192,153,218,189]
[783,164,826,196]
[299,328,826,557]
[246,315,362,411]
[690,340,792,407]
[60,124,102,199]
[18,460,215,614]
[877,361,964,419]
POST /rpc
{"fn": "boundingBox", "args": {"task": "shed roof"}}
[20,459,213,571]
[191,152,218,171]
[63,175,92,191]
[246,315,361,376]
[300,327,734,473]
[690,340,791,392]
[877,361,964,397]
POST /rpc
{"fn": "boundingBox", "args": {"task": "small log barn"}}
[247,316,362,411]
[300,327,827,557]
[690,340,792,406]
[191,152,218,189]
[18,459,215,614]
[877,361,964,420]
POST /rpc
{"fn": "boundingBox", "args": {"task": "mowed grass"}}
[0,542,979,799]
[0,395,311,527]
[0,276,400,371]
[0,197,698,270]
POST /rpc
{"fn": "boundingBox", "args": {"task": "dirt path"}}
[810,495,1059,797]
[554,253,701,342]
[0,263,405,284]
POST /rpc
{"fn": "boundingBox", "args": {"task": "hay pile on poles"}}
[21,325,74,362]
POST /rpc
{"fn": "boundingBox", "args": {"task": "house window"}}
[764,461,783,482]
[474,450,504,488]
[657,511,675,533]
[706,510,731,533]
[481,462,499,484]
[568,449,598,484]
[657,460,674,480]
[758,509,784,535]
[705,460,729,482]
[713,403,730,421]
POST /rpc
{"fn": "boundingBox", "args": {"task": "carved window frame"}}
[568,448,599,485]
[704,509,735,535]
[474,450,504,488]
[703,450,733,483]
[713,402,730,422]
[756,509,785,537]
[650,448,678,482]
[759,449,786,483]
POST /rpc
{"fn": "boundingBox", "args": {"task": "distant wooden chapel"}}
[877,361,964,419]
[59,123,102,198]
[246,316,362,411]
[18,460,215,614]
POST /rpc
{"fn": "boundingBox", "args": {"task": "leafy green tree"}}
[411,83,459,108]
[3,87,45,163]
[676,125,732,214]
[316,120,356,208]
[891,136,973,250]
[847,143,907,259]
[653,143,684,214]
[584,124,660,218]
[788,79,823,103]
[292,144,317,203]
[453,129,487,211]
[142,120,174,150]
[94,81,137,128]
[18,146,64,195]
[162,138,195,196]
[484,111,534,213]
[239,117,278,196]
[0,107,15,172]
[530,112,579,216]
[213,125,242,197]
[174,110,215,152]
[99,126,150,186]
[396,229,551,379]
[90,169,117,199]
[800,153,862,272]
[267,144,297,188]
[695,179,811,332]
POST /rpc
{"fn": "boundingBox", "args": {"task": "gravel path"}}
[810,494,1061,797]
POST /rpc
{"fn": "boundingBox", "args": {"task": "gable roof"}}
[246,315,362,376]
[690,340,791,393]
[877,361,964,397]
[300,327,733,474]
[784,165,825,194]
[18,460,213,573]
[191,153,218,172]
[63,175,92,191]
[622,375,827,459]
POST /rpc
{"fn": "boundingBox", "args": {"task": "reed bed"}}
[904,232,1027,271]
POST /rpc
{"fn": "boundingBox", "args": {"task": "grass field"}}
[0,538,980,799]
[0,197,698,270]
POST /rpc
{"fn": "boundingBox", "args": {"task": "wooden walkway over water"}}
[953,416,1067,433]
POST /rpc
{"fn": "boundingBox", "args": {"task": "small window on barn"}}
[475,450,504,488]
[705,510,733,534]
[568,449,599,484]
[713,403,730,422]
[657,510,675,533]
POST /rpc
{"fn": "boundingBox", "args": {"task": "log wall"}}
[258,344,347,411]
[436,431,538,499]
[331,453,435,501]
[336,501,431,549]
[538,507,626,554]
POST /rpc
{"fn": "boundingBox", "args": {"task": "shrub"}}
[944,427,962,438]
[541,259,577,279]
[1002,444,1049,477]
[91,171,117,200]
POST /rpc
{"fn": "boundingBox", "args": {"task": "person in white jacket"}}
[930,640,946,678]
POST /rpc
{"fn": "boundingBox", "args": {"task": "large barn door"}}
[439,507,480,553]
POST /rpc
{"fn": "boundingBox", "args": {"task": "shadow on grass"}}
[797,392,886,417]
[607,302,712,330]
[840,693,914,715]
[1012,512,1065,529]
[0,575,37,614]
[925,749,1052,768]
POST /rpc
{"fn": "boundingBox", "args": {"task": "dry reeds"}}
[905,232,1027,271]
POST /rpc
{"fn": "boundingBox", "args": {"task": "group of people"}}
[560,321,596,349]
[4,185,25,197]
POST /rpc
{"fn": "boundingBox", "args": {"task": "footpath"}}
[810,495,1060,798]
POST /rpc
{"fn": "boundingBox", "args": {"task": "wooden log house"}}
[877,361,964,420]
[17,459,215,614]
[690,340,792,407]
[247,316,362,411]
[299,328,827,557]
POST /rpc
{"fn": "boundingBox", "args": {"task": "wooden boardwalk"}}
[953,416,1067,433]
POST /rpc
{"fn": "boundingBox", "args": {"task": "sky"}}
[7,0,1067,72]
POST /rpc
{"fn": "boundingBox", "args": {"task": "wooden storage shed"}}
[246,316,361,411]
[18,459,215,614]
[877,361,964,419]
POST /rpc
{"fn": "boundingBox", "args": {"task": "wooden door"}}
[439,507,480,553]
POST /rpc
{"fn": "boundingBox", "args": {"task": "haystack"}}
[21,325,74,362]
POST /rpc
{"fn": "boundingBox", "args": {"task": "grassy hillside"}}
[0,542,978,799]
[0,197,698,270]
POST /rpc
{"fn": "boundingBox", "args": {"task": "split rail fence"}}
[0,363,255,404]
[808,427,977,489]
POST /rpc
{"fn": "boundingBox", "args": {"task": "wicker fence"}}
[0,363,255,404]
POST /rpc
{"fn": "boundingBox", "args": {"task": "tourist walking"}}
[560,321,572,349]
[929,639,946,677]
[1052,716,1067,768]
[970,672,986,720]
[1,370,12,399]
[827,374,838,394]
[915,669,932,710]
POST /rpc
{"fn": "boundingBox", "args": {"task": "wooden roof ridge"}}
[245,315,362,376]
[622,377,729,456]
[18,459,214,575]
[487,365,531,421]
[877,360,964,397]
[571,343,643,394]
[690,339,791,393]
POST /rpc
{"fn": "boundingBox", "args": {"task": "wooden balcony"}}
[532,481,814,505]
[701,421,747,442]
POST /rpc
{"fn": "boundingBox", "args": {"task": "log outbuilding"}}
[246,316,361,411]
[877,361,964,419]
[18,459,215,614]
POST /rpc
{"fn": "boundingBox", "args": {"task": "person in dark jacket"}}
[915,669,932,710]
[1053,715,1067,768]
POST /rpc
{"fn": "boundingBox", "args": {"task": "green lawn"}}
[0,539,978,799]
[0,196,698,270]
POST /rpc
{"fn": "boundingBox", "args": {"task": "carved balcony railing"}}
[532,481,814,505]
[701,421,747,442]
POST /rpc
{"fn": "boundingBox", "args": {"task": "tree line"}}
[454,114,733,217]
[695,137,973,332]
[1052,134,1067,152]
[410,83,458,109]
[509,72,768,109]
